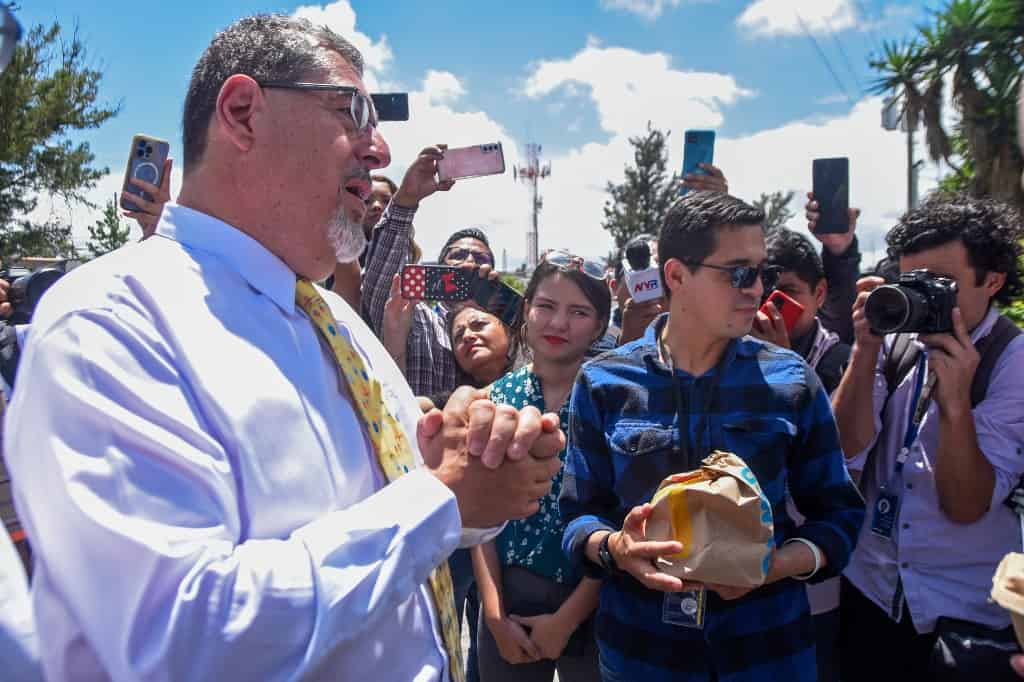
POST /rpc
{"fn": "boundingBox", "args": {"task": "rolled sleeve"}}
[972,339,1024,507]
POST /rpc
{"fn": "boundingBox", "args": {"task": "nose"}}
[549,307,570,330]
[360,126,391,170]
[745,274,765,299]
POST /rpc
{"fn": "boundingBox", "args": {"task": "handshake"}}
[416,386,565,529]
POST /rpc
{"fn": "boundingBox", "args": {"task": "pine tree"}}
[0,18,119,258]
[602,123,679,262]
[752,190,796,233]
[85,196,131,258]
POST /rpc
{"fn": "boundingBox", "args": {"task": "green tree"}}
[0,17,119,259]
[752,190,796,232]
[602,123,679,266]
[85,195,130,258]
[870,0,1024,210]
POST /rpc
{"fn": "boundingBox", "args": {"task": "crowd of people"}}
[2,10,1024,682]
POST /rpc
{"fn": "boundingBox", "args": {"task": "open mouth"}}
[344,177,371,202]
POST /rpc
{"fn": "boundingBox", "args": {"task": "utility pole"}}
[513,143,551,270]
[883,95,922,212]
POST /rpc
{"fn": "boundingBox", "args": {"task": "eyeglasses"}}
[542,250,607,281]
[692,261,780,290]
[445,247,494,266]
[257,81,378,132]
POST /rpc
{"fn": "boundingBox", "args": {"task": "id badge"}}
[662,588,706,629]
[870,487,900,540]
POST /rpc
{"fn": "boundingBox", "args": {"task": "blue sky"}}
[17,0,944,266]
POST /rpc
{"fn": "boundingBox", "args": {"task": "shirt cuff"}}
[384,201,417,229]
[458,523,506,548]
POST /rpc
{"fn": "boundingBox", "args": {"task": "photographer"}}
[560,191,864,681]
[833,195,1024,681]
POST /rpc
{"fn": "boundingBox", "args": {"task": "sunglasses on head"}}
[445,247,494,266]
[692,261,780,290]
[541,250,607,281]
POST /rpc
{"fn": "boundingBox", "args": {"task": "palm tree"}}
[870,0,1024,210]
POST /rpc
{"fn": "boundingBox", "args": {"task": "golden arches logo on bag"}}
[646,451,775,588]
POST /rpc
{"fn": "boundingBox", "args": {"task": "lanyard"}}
[893,352,931,478]
[660,337,732,471]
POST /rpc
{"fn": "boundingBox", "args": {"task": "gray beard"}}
[327,207,366,264]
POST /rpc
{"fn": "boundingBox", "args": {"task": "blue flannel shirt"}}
[560,315,864,682]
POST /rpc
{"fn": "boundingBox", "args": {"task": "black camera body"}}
[0,266,65,325]
[864,269,958,335]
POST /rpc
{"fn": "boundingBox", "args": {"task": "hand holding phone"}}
[437,143,506,182]
[811,158,850,234]
[759,290,804,335]
[121,134,170,213]
[401,264,473,302]
[680,130,715,196]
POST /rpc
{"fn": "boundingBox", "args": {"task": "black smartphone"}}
[812,157,850,234]
[471,278,523,328]
[400,264,473,302]
[121,134,170,213]
[371,93,409,121]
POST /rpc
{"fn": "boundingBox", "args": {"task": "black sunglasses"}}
[693,261,780,290]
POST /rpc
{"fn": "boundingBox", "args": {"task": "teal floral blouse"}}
[490,365,576,584]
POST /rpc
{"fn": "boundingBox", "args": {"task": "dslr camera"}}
[864,269,958,335]
[0,266,65,325]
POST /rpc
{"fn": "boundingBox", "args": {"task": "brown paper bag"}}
[991,552,1024,648]
[645,450,775,587]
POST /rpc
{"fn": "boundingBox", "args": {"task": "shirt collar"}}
[154,203,298,315]
[971,305,1000,344]
[641,313,749,376]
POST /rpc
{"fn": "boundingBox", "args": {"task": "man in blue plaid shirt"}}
[560,191,865,682]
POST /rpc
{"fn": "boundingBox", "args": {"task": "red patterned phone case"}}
[401,264,473,302]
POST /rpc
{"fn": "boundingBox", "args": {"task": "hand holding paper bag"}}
[645,451,776,588]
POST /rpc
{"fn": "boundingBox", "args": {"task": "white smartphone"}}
[437,142,506,182]
[120,134,169,212]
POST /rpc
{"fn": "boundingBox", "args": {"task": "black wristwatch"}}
[597,532,622,575]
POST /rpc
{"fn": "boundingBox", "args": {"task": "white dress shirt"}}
[0,528,40,680]
[5,203,474,681]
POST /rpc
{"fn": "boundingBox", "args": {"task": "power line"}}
[796,13,855,105]
[825,15,867,95]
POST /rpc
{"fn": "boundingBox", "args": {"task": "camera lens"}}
[864,285,910,334]
[136,150,144,158]
[145,145,153,157]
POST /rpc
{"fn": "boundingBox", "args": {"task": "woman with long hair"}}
[473,253,612,682]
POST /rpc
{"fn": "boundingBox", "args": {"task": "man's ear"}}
[214,74,264,154]
[662,258,688,298]
[814,278,828,308]
[983,270,1007,299]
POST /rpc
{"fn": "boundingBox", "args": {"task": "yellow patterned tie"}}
[295,279,465,682]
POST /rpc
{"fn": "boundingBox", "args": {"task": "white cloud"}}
[293,0,392,83]
[599,0,686,21]
[421,70,466,105]
[524,44,754,137]
[737,0,858,37]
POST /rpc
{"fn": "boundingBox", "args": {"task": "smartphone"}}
[812,157,850,234]
[371,93,409,121]
[680,130,715,196]
[760,290,805,334]
[437,143,506,182]
[471,277,523,328]
[120,134,169,213]
[400,264,473,302]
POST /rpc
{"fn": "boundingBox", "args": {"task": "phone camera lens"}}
[136,150,144,158]
[145,145,153,157]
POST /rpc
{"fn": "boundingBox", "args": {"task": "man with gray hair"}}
[5,14,564,681]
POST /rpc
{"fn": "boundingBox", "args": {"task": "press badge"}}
[662,588,707,629]
[870,487,899,540]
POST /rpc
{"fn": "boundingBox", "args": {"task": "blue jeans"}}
[448,548,480,682]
